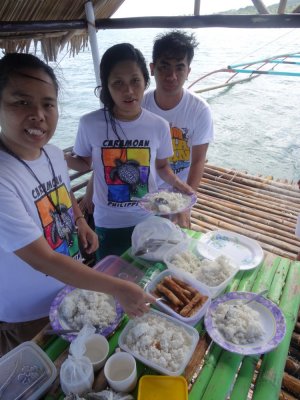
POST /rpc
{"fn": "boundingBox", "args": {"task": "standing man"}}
[143,30,214,228]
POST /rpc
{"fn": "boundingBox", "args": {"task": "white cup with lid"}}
[104,352,137,393]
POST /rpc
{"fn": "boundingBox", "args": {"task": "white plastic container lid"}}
[0,341,57,400]
[145,269,211,326]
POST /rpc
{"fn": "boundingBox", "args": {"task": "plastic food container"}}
[137,375,188,400]
[145,269,211,326]
[163,237,239,298]
[118,309,199,376]
[93,255,145,283]
[0,341,57,400]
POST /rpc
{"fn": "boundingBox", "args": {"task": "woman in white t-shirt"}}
[0,53,155,355]
[66,43,193,260]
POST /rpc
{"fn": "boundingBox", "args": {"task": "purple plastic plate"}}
[138,189,197,216]
[204,291,286,355]
[49,286,124,342]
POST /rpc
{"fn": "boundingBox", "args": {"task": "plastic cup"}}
[83,334,109,371]
[104,352,137,393]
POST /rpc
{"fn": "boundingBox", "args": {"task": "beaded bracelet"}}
[75,215,85,225]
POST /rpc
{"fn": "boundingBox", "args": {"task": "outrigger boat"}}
[0,1,300,399]
[188,51,300,93]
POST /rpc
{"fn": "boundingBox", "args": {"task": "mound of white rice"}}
[60,289,117,330]
[212,302,265,345]
[124,313,193,372]
[147,191,189,213]
[171,252,234,287]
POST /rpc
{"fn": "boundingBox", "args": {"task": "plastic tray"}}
[0,341,57,400]
[137,375,188,400]
[163,237,239,298]
[94,255,145,283]
[145,269,210,326]
[118,308,199,376]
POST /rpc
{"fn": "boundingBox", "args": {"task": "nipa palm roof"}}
[0,0,125,61]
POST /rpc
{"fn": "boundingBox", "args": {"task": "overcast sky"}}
[114,0,278,17]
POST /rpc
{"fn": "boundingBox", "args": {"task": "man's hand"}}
[171,210,191,229]
[76,217,98,254]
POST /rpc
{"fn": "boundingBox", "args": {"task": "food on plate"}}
[211,302,265,345]
[59,289,117,330]
[144,191,190,214]
[123,312,194,372]
[152,275,208,317]
[170,251,234,287]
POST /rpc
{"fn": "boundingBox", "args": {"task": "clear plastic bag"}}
[86,390,134,400]
[60,325,95,395]
[131,216,186,261]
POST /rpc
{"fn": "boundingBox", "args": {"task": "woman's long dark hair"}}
[96,43,150,140]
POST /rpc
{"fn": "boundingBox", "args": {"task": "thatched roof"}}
[0,0,125,61]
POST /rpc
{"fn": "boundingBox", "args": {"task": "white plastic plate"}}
[199,230,264,270]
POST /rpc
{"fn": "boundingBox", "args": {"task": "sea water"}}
[50,27,300,181]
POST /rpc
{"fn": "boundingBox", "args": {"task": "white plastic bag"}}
[60,324,95,395]
[131,216,186,261]
[86,390,134,400]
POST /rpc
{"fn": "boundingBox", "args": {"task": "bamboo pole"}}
[196,191,297,224]
[198,185,299,216]
[204,164,299,192]
[230,356,261,400]
[279,390,299,400]
[285,357,300,377]
[195,195,296,231]
[252,262,300,400]
[183,333,211,385]
[202,171,300,205]
[196,187,297,219]
[200,352,243,400]
[188,344,223,400]
[193,207,299,244]
[282,372,300,398]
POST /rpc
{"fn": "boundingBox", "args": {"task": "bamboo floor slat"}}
[191,164,300,260]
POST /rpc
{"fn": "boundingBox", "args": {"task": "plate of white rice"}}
[137,189,197,215]
[49,286,124,342]
[204,291,286,355]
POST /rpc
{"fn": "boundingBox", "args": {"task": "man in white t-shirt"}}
[142,30,214,228]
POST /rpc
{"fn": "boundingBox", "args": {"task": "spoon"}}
[132,196,169,206]
[134,238,180,257]
[224,289,268,320]
[145,297,164,306]
[243,289,268,306]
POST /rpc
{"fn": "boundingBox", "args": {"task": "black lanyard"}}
[0,139,74,246]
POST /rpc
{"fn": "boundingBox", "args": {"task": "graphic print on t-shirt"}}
[169,126,191,174]
[102,147,150,205]
[35,184,80,258]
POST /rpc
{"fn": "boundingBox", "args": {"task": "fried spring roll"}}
[156,283,183,307]
[180,293,206,317]
[186,295,208,317]
[162,276,190,304]
[171,276,199,296]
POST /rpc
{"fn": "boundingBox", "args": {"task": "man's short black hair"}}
[152,30,198,65]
